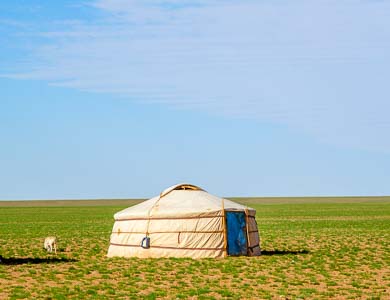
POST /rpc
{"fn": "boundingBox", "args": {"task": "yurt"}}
[107,183,261,258]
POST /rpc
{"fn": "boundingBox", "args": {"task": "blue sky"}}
[1,0,390,199]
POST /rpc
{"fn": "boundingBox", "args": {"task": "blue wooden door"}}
[226,211,248,256]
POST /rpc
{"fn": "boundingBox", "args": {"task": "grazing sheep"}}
[44,236,57,254]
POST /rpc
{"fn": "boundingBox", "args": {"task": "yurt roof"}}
[114,183,254,220]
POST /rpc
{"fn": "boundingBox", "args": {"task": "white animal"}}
[44,236,57,254]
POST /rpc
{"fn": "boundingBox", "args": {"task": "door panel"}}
[226,211,248,256]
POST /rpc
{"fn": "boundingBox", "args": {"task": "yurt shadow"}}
[260,249,309,256]
[0,256,77,265]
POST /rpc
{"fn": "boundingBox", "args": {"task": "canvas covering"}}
[107,184,261,258]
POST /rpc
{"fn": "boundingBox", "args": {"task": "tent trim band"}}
[115,215,224,221]
[112,230,224,234]
[248,244,260,250]
[110,243,224,251]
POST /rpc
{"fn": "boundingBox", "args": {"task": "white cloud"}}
[5,0,390,152]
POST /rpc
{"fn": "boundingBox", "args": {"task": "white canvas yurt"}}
[107,183,261,258]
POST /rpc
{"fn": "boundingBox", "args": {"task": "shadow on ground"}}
[0,256,77,265]
[261,249,309,256]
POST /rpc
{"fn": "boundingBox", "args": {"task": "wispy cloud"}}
[4,0,390,152]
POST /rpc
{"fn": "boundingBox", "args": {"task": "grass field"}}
[0,197,389,299]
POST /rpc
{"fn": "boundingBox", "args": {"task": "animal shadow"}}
[0,256,77,265]
[261,249,309,256]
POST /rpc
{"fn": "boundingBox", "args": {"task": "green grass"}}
[0,197,389,299]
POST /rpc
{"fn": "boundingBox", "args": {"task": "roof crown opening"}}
[160,183,204,198]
